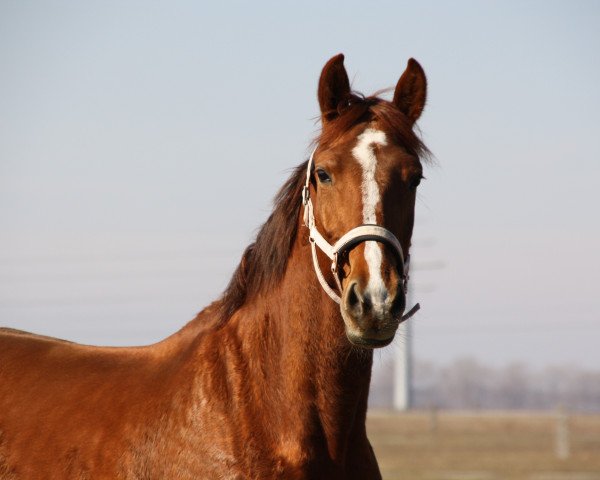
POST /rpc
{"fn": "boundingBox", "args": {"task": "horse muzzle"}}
[340,279,407,348]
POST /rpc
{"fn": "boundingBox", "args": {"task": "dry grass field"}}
[367,411,600,480]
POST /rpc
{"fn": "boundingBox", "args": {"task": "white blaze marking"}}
[351,128,388,305]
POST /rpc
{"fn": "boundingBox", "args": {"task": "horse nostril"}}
[345,281,363,316]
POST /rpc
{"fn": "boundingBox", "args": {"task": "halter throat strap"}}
[301,147,420,322]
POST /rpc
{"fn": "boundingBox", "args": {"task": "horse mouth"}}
[345,331,395,349]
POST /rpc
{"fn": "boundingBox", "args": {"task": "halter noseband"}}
[301,147,420,323]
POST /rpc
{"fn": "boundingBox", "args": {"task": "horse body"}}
[1,247,377,479]
[0,54,429,479]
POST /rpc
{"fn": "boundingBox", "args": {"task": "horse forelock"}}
[315,92,429,158]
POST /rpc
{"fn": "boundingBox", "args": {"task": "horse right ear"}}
[318,54,351,123]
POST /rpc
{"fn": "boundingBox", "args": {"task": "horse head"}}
[305,54,427,348]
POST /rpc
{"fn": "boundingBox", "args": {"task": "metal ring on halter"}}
[301,147,420,322]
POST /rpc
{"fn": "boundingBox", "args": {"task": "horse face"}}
[313,54,427,348]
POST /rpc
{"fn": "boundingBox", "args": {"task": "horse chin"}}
[342,314,398,349]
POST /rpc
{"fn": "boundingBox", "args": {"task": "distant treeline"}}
[370,357,600,412]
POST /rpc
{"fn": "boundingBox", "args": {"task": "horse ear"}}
[318,53,351,123]
[393,58,427,124]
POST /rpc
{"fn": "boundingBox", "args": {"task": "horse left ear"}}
[393,58,427,124]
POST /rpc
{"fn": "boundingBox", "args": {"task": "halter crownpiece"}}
[301,147,420,323]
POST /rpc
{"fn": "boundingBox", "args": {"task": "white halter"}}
[301,147,420,322]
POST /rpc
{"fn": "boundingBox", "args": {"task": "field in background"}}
[367,411,600,480]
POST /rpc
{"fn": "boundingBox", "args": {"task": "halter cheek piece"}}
[301,147,420,323]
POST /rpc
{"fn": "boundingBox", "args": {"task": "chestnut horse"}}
[0,54,429,479]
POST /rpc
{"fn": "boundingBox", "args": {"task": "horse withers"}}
[0,54,429,479]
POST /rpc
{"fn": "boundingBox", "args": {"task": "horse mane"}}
[213,161,307,324]
[215,92,429,324]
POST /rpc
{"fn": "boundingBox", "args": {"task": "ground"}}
[366,411,600,480]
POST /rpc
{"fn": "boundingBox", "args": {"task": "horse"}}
[0,54,429,479]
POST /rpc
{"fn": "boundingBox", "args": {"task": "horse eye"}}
[410,175,424,190]
[316,168,332,184]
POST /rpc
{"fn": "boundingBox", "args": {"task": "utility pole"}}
[393,285,413,411]
[392,253,443,411]
[555,405,570,460]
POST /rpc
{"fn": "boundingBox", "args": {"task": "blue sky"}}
[1,1,599,368]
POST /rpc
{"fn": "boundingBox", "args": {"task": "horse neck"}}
[221,224,375,462]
